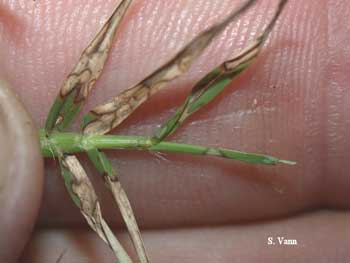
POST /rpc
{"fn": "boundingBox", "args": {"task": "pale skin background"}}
[0,0,349,262]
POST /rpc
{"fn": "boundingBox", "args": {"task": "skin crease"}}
[0,0,349,262]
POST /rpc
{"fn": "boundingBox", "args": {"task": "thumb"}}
[0,80,43,262]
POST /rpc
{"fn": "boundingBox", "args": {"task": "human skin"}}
[0,0,349,262]
[0,80,43,262]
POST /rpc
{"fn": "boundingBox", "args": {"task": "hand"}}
[0,0,349,262]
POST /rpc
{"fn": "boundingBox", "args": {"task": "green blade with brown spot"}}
[153,0,288,142]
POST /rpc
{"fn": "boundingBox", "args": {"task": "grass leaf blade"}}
[41,131,296,166]
[59,155,132,262]
[86,148,150,263]
[81,0,258,135]
[153,0,288,142]
[45,0,133,132]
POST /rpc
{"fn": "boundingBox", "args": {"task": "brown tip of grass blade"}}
[105,176,150,263]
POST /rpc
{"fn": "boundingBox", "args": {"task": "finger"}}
[0,0,349,228]
[21,210,350,262]
[0,80,44,261]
